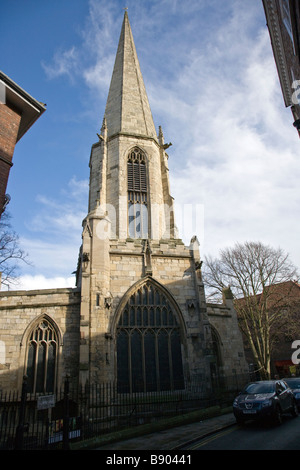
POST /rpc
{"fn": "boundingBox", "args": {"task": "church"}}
[0,11,248,394]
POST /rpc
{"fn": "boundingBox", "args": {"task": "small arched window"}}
[25,318,58,394]
[211,327,222,369]
[127,148,148,238]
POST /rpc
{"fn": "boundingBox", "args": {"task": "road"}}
[181,415,300,450]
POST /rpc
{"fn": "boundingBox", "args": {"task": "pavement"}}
[93,412,236,451]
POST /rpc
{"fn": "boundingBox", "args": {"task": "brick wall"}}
[0,102,22,213]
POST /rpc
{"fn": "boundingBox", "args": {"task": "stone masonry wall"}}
[0,288,80,392]
[106,238,209,381]
[207,301,248,376]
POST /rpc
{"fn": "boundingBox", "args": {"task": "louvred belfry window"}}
[127,148,148,238]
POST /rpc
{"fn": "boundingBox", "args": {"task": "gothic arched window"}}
[211,327,222,369]
[127,148,148,238]
[25,318,58,394]
[117,282,184,392]
[210,327,223,388]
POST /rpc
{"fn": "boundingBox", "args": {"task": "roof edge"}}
[0,70,46,141]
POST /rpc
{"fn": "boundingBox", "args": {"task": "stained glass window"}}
[117,282,184,392]
[25,318,58,393]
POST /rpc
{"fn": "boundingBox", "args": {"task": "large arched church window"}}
[116,282,184,392]
[127,147,148,238]
[25,318,58,394]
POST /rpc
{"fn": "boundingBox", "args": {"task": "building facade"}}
[0,71,46,216]
[241,280,300,378]
[0,12,248,394]
[262,0,300,135]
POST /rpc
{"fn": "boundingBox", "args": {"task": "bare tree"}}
[203,241,299,379]
[0,212,30,288]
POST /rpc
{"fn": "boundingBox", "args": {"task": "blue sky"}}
[1,0,300,290]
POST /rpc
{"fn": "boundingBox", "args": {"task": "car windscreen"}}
[285,379,300,389]
[243,383,275,394]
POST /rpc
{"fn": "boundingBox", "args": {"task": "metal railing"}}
[0,373,250,450]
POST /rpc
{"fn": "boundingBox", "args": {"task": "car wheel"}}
[291,401,299,418]
[273,406,283,425]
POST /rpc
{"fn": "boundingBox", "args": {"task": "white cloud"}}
[145,3,300,271]
[41,0,119,93]
[10,275,76,291]
[83,55,115,95]
[42,46,79,81]
[20,237,79,271]
[28,177,88,236]
[14,177,88,289]
[36,0,300,278]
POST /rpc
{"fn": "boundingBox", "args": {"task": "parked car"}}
[282,377,300,410]
[233,380,298,425]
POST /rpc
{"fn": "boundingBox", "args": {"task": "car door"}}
[276,381,291,411]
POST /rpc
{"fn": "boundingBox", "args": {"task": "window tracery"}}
[25,318,58,394]
[117,282,184,392]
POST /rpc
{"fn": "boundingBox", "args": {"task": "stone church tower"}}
[76,11,246,390]
[78,11,211,388]
[0,11,248,394]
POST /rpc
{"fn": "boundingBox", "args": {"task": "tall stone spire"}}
[104,11,157,141]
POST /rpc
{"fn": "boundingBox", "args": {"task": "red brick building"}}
[262,0,300,136]
[268,281,300,377]
[240,280,300,378]
[0,71,46,217]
